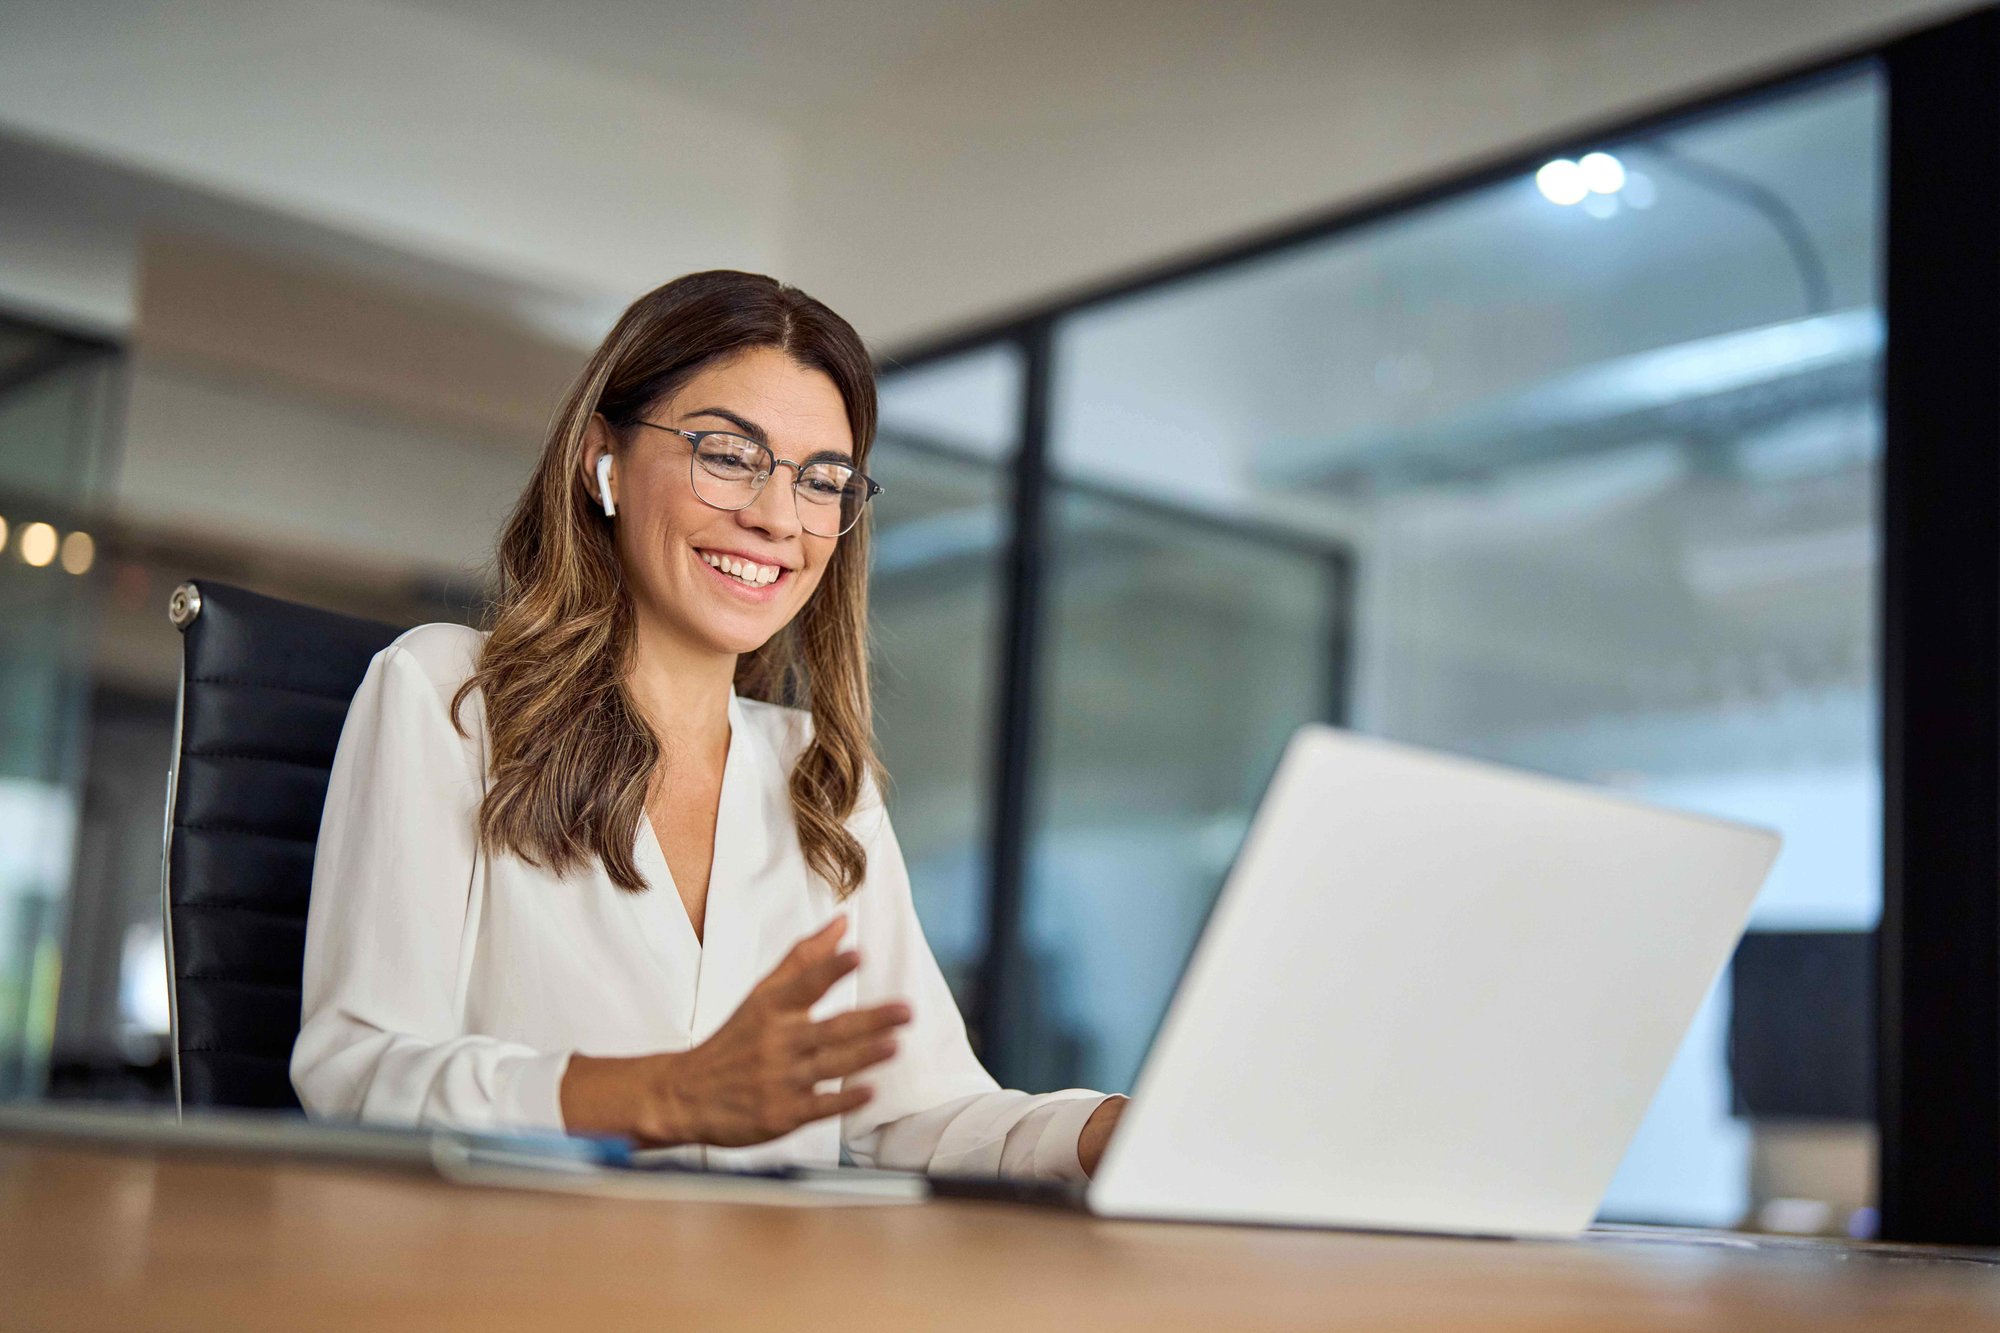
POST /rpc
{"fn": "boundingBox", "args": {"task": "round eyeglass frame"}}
[630,421,882,538]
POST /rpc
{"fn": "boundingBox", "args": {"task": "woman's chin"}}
[696,615,787,658]
[719,632,780,657]
[638,589,789,660]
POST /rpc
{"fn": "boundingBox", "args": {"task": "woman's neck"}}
[626,619,735,757]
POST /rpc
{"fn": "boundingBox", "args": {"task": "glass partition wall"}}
[878,61,1894,1230]
[0,317,122,1100]
[869,348,1023,1009]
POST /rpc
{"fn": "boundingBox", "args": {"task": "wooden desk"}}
[5,1141,2000,1332]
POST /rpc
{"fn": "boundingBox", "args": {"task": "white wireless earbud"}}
[596,454,617,517]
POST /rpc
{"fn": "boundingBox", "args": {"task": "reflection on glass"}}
[1006,493,1339,1092]
[871,347,1021,1004]
[1034,66,1883,1226]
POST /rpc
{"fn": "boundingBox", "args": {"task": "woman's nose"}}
[739,468,802,536]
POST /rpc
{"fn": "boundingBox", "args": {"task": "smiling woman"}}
[475,279,880,903]
[290,270,1125,1178]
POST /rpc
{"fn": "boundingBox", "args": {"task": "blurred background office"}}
[0,0,1984,1238]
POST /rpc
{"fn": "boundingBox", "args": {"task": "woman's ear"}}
[581,413,616,516]
[595,455,617,517]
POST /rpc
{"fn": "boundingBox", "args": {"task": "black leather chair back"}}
[163,580,404,1112]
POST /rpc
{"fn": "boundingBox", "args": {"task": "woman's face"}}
[584,346,854,659]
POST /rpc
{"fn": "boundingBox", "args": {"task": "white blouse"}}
[292,623,1108,1180]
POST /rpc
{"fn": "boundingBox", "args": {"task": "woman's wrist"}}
[560,1050,694,1145]
[640,1050,696,1144]
[1077,1095,1129,1178]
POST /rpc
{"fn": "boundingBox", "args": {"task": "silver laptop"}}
[963,725,1778,1237]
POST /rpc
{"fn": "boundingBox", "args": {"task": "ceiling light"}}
[1579,151,1627,194]
[1535,159,1589,206]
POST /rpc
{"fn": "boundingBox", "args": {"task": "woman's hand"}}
[651,917,909,1146]
[561,918,911,1146]
[1078,1095,1129,1178]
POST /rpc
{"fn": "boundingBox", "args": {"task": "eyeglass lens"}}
[689,433,871,536]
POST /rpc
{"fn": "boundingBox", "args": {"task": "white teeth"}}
[699,551,780,587]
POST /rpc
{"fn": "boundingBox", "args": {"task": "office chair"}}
[161,580,405,1113]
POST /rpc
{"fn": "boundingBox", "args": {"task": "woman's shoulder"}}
[336,624,489,771]
[374,622,488,699]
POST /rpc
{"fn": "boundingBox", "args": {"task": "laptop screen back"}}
[1087,726,1778,1236]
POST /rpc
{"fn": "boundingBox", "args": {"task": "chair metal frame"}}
[160,580,203,1115]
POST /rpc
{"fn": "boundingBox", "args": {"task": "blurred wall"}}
[0,0,789,340]
[76,235,572,694]
[120,235,557,577]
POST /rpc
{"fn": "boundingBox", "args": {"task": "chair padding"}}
[166,581,406,1111]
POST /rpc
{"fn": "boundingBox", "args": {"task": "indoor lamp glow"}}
[18,521,57,568]
[1535,159,1589,206]
[60,530,95,576]
[1538,152,1627,206]
[1578,151,1627,194]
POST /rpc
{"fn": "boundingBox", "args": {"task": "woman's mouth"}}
[696,548,788,595]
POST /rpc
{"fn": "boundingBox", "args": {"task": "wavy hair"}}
[455,270,881,897]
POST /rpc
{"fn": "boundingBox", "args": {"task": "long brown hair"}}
[455,270,882,897]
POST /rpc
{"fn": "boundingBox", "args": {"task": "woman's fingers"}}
[806,1002,911,1048]
[769,948,862,1010]
[764,918,847,989]
[763,918,846,989]
[801,1086,874,1124]
[801,915,848,952]
[804,1035,899,1085]
[760,920,856,1000]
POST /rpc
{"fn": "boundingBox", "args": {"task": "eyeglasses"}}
[631,423,882,538]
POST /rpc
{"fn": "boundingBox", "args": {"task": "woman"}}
[292,270,1125,1180]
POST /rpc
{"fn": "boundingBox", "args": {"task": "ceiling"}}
[386,0,1724,136]
[392,0,1035,128]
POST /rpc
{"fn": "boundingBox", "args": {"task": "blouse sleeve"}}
[290,632,572,1133]
[839,781,1113,1181]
